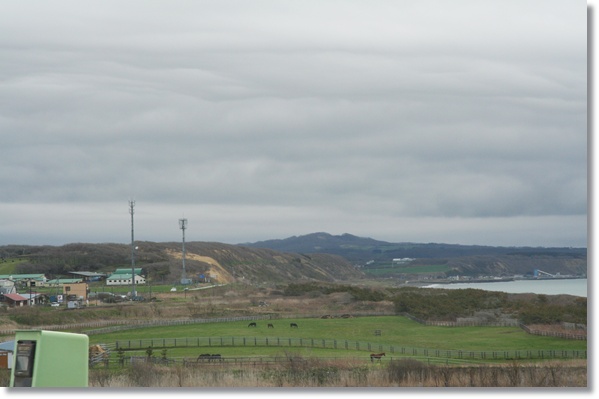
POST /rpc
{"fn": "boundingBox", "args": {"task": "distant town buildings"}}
[0,267,145,308]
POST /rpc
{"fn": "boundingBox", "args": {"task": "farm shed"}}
[113,268,143,276]
[1,293,28,307]
[0,274,46,286]
[69,271,106,282]
[106,273,146,286]
[20,293,50,306]
[46,278,84,286]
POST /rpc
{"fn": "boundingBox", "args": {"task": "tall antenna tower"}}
[129,200,137,297]
[179,218,190,285]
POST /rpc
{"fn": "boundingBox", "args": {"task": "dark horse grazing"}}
[197,353,211,362]
[268,323,274,328]
[248,322,257,327]
[290,323,298,328]
[197,353,223,362]
[370,353,385,362]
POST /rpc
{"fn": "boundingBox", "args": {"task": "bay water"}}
[425,278,587,297]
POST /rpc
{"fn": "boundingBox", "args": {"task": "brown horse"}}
[370,352,385,362]
[268,323,274,328]
[89,344,109,367]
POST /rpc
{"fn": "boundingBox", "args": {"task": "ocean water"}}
[425,278,587,297]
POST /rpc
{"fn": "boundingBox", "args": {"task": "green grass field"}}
[0,259,26,275]
[87,316,586,362]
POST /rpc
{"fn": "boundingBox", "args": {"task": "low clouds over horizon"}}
[0,0,587,247]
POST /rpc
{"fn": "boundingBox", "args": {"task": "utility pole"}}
[179,218,189,285]
[129,200,136,297]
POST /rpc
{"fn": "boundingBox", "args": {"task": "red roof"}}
[3,293,28,301]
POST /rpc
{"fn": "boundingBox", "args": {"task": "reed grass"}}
[87,356,587,387]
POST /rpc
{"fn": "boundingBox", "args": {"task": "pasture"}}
[87,316,586,364]
[0,258,25,274]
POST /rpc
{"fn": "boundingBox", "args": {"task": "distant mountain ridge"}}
[243,232,586,261]
[241,232,388,255]
[242,232,587,277]
[0,233,586,285]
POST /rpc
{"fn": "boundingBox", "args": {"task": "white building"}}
[105,273,146,286]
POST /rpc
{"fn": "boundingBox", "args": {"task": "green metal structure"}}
[9,330,89,387]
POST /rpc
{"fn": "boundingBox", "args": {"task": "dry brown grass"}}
[88,357,587,388]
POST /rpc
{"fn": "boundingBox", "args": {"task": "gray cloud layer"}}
[0,0,587,247]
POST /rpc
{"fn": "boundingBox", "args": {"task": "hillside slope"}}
[1,232,587,283]
[0,241,365,284]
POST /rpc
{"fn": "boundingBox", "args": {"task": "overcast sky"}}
[0,0,587,248]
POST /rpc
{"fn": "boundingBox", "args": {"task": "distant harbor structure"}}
[392,258,415,265]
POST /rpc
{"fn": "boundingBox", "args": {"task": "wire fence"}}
[110,335,587,362]
[400,313,587,341]
[92,354,480,369]
[519,324,587,341]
